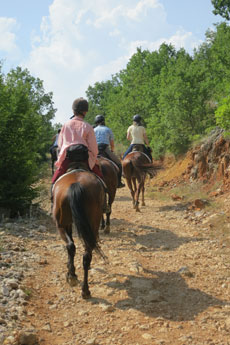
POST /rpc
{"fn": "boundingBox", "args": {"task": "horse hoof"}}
[82,290,91,299]
[66,274,78,287]
[142,203,146,206]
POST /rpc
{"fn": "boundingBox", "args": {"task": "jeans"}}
[122,144,152,162]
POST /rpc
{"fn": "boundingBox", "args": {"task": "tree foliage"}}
[0,66,56,215]
[86,22,230,158]
[211,0,230,20]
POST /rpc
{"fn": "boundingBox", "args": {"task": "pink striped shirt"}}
[55,116,98,169]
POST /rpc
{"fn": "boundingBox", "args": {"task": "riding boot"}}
[117,169,125,188]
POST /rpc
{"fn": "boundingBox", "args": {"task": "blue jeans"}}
[122,144,152,161]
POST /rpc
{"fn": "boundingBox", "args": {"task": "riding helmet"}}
[72,97,89,114]
[95,115,105,125]
[133,114,141,123]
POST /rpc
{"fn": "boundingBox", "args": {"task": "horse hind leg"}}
[126,178,135,207]
[58,225,78,286]
[134,180,144,212]
[82,250,92,299]
[141,178,146,206]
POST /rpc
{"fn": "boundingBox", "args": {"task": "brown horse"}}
[50,146,59,175]
[52,169,105,299]
[122,151,156,212]
[98,156,118,234]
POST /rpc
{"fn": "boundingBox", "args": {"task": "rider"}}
[94,115,125,188]
[52,97,103,185]
[122,114,152,162]
[50,128,61,154]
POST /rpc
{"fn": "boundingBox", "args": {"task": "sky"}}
[0,0,222,124]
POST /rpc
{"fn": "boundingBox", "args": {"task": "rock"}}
[17,331,39,345]
[194,199,205,209]
[142,333,154,340]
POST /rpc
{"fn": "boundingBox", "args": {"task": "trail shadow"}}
[107,271,228,321]
[104,218,204,252]
[134,228,203,251]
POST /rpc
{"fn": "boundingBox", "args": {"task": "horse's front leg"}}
[104,210,111,234]
[58,225,78,286]
[101,215,105,230]
[82,250,92,299]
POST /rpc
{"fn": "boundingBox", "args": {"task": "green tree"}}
[211,0,230,20]
[215,95,230,130]
[0,66,56,215]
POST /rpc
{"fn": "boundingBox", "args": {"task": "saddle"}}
[132,144,144,152]
[97,143,109,158]
[66,144,90,172]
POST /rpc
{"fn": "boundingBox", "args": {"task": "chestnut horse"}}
[122,151,156,212]
[98,156,118,234]
[52,169,105,298]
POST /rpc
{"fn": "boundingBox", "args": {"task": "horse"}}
[50,146,59,175]
[122,149,156,212]
[98,156,118,234]
[52,169,106,299]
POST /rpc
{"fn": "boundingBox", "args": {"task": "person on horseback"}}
[50,128,61,154]
[94,115,125,188]
[122,114,152,162]
[51,98,103,185]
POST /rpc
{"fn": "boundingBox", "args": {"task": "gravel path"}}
[1,184,230,345]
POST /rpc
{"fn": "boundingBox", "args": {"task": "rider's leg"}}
[104,148,125,188]
[92,164,110,213]
[51,158,70,211]
[122,145,133,160]
[91,164,103,179]
[52,158,70,184]
[143,146,153,162]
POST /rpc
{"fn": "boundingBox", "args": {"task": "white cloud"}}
[126,29,202,56]
[127,0,163,21]
[21,0,204,124]
[0,17,19,53]
[109,29,121,37]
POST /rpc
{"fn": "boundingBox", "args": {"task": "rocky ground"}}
[1,167,230,345]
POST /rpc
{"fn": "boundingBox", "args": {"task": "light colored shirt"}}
[94,125,114,145]
[56,116,98,169]
[53,133,59,146]
[127,124,146,144]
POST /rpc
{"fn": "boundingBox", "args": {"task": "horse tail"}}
[136,163,157,178]
[67,182,99,253]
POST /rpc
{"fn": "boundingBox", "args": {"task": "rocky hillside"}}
[153,128,230,196]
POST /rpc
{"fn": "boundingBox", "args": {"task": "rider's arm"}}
[143,130,149,146]
[127,127,132,141]
[110,139,115,152]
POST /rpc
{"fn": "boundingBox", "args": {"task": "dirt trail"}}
[21,182,230,345]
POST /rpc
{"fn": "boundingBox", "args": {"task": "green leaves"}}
[0,66,56,215]
[212,0,230,20]
[85,23,230,158]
